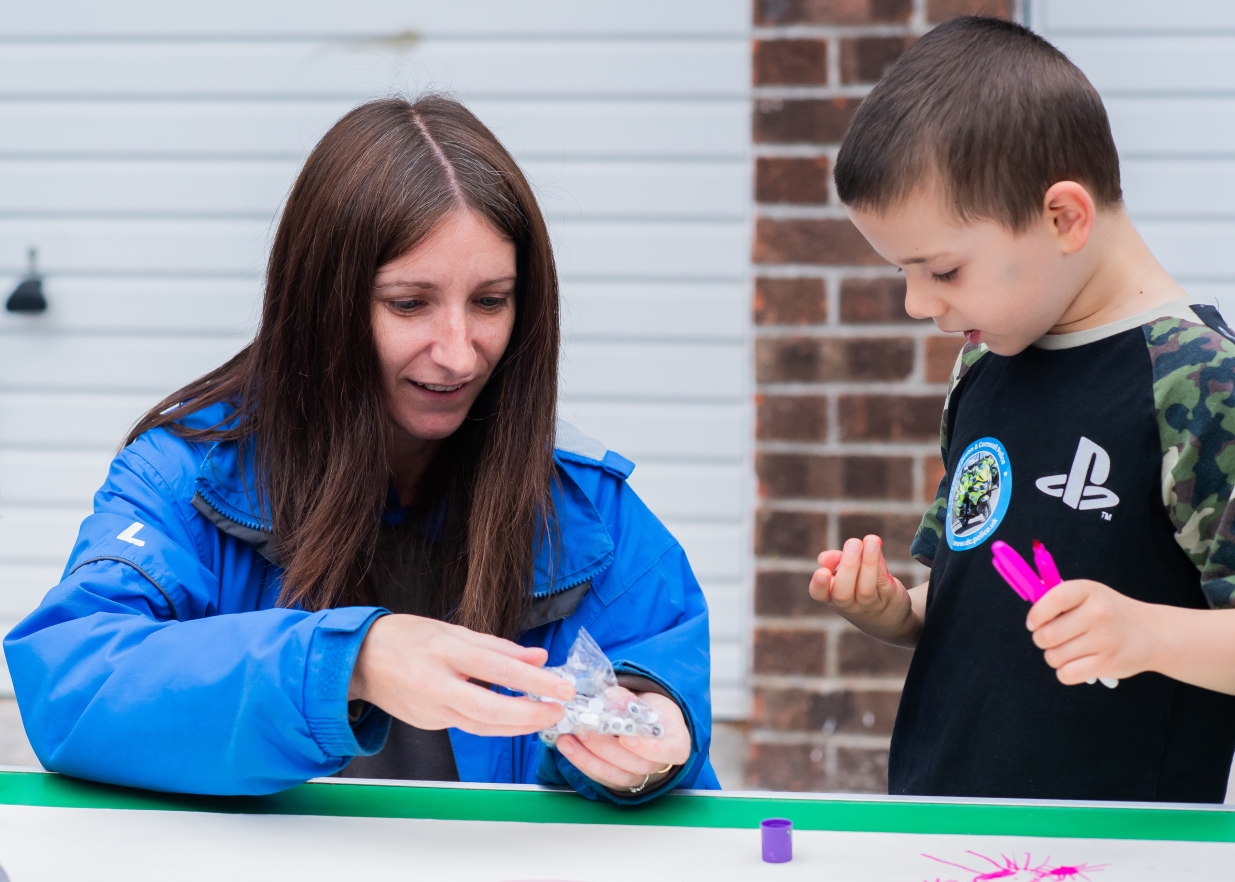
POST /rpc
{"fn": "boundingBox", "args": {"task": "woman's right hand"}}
[809,534,924,647]
[348,614,572,736]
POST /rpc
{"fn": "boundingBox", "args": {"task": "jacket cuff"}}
[303,607,390,758]
[537,662,708,805]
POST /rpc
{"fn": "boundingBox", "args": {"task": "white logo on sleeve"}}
[116,522,147,546]
[1035,437,1120,510]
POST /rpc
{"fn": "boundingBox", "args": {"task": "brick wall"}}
[748,0,1015,791]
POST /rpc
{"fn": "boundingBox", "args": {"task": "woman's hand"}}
[810,535,924,647]
[555,691,691,793]
[349,614,572,736]
[1026,579,1155,685]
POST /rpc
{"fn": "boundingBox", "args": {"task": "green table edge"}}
[1,770,1232,843]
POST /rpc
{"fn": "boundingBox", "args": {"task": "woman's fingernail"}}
[620,736,640,749]
[555,683,575,700]
[558,740,575,756]
[576,730,588,742]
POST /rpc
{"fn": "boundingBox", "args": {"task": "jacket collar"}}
[193,439,613,598]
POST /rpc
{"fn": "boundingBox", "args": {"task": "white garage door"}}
[1033,1,1235,314]
[0,2,753,718]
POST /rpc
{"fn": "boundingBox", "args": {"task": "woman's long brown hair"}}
[126,96,560,638]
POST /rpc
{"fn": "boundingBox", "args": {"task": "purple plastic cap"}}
[761,818,793,863]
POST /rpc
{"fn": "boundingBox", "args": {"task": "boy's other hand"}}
[1026,579,1155,685]
[809,535,921,645]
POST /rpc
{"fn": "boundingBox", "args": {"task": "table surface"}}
[2,768,1233,880]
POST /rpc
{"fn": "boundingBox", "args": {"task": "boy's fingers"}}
[809,568,833,602]
[831,538,863,603]
[1031,607,1090,650]
[1055,654,1103,686]
[1026,580,1089,631]
[853,535,882,602]
[817,549,843,570]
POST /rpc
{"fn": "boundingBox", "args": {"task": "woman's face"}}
[371,209,517,447]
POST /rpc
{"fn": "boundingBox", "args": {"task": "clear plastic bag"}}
[528,627,664,747]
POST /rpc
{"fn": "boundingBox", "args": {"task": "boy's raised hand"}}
[809,535,923,646]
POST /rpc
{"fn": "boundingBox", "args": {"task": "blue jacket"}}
[4,403,718,802]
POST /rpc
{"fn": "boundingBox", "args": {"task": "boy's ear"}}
[1042,181,1096,255]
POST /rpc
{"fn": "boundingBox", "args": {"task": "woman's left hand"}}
[555,691,691,793]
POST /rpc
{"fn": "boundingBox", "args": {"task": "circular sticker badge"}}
[945,437,1012,552]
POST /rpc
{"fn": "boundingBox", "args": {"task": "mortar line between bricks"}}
[911,0,928,28]
[754,264,899,277]
[757,380,948,392]
[759,499,928,513]
[753,324,939,337]
[749,731,894,749]
[757,556,922,570]
[751,675,908,691]
[752,25,932,39]
[825,272,840,327]
[756,205,852,220]
[752,145,840,159]
[756,440,942,453]
[755,559,818,573]
[755,85,874,100]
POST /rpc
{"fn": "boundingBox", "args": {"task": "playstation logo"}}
[1035,436,1120,511]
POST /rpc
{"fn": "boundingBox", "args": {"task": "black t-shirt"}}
[894,303,1235,802]
[335,517,461,782]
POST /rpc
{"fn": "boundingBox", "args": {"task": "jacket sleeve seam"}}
[68,555,181,621]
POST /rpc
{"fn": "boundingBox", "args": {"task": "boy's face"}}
[847,183,1089,356]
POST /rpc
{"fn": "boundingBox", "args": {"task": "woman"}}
[4,97,718,803]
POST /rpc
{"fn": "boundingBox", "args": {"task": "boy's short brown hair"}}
[834,16,1122,231]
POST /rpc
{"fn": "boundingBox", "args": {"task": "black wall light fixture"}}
[6,248,47,314]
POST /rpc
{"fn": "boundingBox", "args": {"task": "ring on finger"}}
[655,763,674,774]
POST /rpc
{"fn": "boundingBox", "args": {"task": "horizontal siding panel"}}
[0,335,247,393]
[1107,98,1235,156]
[0,40,748,100]
[712,683,749,721]
[700,583,745,643]
[0,158,748,220]
[1123,159,1235,218]
[664,521,745,582]
[560,401,746,461]
[562,282,748,341]
[0,1,749,38]
[528,160,749,223]
[1041,1,1235,32]
[1056,36,1235,93]
[560,341,745,402]
[0,278,260,335]
[0,450,111,506]
[711,641,746,689]
[0,219,748,279]
[0,507,85,566]
[0,99,749,160]
[553,222,749,281]
[0,392,158,449]
[1140,221,1235,279]
[1,278,746,344]
[626,463,745,520]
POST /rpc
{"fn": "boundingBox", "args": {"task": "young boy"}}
[810,16,1235,803]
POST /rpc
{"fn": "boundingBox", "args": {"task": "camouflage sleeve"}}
[910,341,989,567]
[1145,317,1235,609]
